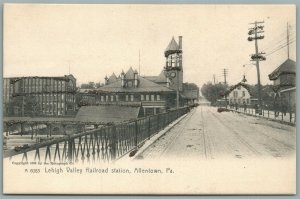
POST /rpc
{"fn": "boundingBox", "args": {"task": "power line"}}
[265,39,296,57]
[262,34,295,52]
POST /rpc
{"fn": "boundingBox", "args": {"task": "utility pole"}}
[222,68,228,85]
[138,50,141,75]
[213,74,216,84]
[287,22,290,59]
[248,21,265,115]
[222,68,228,108]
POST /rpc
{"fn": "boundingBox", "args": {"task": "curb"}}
[117,112,190,162]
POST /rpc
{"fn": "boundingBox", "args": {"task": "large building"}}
[3,75,77,117]
[77,36,199,116]
[77,67,176,116]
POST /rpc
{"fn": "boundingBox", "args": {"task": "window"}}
[146,95,149,101]
[157,95,160,101]
[101,96,104,102]
[126,95,129,101]
[111,95,114,101]
[131,95,134,101]
[106,95,108,101]
[116,95,119,101]
[233,91,238,98]
[242,91,245,97]
[141,95,144,101]
[151,95,155,101]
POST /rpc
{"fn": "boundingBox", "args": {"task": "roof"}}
[144,76,158,81]
[4,105,142,124]
[125,67,135,79]
[165,37,179,52]
[225,82,252,97]
[269,59,296,80]
[96,75,174,93]
[154,70,168,83]
[164,37,181,57]
[4,74,76,83]
[108,73,118,83]
[78,88,93,93]
[75,105,141,123]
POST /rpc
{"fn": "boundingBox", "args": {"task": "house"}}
[268,59,296,112]
[225,82,252,106]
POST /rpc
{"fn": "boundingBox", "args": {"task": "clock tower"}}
[164,36,183,92]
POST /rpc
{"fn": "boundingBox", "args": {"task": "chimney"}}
[121,70,125,87]
[134,70,138,87]
[178,36,182,50]
[104,75,109,85]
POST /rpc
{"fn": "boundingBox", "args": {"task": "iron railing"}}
[229,106,296,124]
[6,107,191,163]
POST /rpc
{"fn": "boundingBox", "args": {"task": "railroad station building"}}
[77,36,199,116]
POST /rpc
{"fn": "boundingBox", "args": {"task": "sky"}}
[4,4,296,88]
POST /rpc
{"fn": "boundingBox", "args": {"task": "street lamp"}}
[164,67,180,109]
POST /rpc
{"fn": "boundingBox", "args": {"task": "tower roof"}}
[108,72,118,83]
[164,37,181,57]
[125,67,135,79]
[268,59,296,80]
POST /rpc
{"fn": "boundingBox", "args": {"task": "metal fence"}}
[229,106,296,124]
[6,107,191,163]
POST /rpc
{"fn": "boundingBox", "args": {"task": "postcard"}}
[3,4,296,194]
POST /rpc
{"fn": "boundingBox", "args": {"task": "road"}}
[138,106,296,160]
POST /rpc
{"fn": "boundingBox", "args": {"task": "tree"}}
[201,82,228,105]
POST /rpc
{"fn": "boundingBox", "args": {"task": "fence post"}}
[157,114,160,131]
[281,111,283,121]
[268,109,269,118]
[111,125,117,160]
[67,136,73,163]
[20,123,23,136]
[135,121,138,148]
[290,111,292,123]
[148,117,151,140]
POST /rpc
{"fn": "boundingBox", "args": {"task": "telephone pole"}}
[222,68,228,85]
[222,68,228,108]
[248,21,266,115]
[138,50,141,75]
[287,22,290,59]
[213,74,216,84]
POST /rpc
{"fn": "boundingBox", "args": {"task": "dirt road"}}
[138,106,296,160]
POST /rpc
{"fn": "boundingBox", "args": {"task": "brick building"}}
[3,75,77,117]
